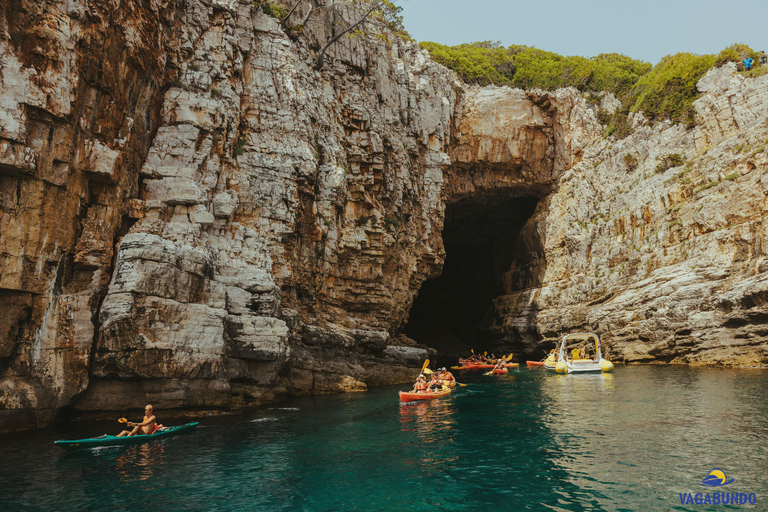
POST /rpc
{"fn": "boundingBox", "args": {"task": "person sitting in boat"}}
[437,367,455,383]
[427,373,444,392]
[492,356,507,371]
[117,405,158,437]
[412,375,428,393]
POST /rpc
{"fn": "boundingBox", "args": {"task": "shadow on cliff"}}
[403,193,542,362]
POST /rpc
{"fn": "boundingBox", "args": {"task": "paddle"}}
[410,359,430,392]
[118,418,128,423]
[455,382,467,387]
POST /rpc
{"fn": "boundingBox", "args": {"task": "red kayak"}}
[527,361,545,367]
[399,388,452,403]
[492,368,508,375]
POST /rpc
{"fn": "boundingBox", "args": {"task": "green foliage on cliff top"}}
[628,52,715,122]
[714,43,760,67]
[421,41,761,126]
[420,41,651,96]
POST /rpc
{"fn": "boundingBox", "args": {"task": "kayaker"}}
[438,367,455,383]
[117,405,158,437]
[427,373,443,392]
[412,375,428,393]
[492,356,507,371]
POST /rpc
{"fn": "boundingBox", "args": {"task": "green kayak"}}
[54,422,199,449]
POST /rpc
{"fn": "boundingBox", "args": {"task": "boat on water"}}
[526,360,545,367]
[452,362,518,371]
[541,352,559,370]
[54,422,199,450]
[491,368,508,375]
[399,388,452,403]
[546,333,614,374]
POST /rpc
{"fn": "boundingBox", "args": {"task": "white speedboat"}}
[548,333,614,374]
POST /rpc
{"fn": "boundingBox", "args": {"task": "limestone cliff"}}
[499,63,768,366]
[1,0,766,433]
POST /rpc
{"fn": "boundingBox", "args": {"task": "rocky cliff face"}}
[496,63,768,367]
[1,0,766,433]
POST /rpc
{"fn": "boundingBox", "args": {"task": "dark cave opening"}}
[403,194,540,361]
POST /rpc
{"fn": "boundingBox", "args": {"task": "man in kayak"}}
[427,372,445,392]
[492,356,507,371]
[117,405,157,437]
[437,367,455,384]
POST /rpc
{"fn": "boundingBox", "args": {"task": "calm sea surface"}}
[1,365,767,511]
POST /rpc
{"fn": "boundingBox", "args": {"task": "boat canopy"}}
[560,333,600,360]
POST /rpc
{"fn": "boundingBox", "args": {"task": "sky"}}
[398,0,766,64]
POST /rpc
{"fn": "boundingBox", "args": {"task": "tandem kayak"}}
[399,388,451,403]
[54,422,199,450]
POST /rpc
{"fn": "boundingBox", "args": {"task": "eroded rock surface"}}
[495,63,768,366]
[0,0,451,432]
[1,1,767,434]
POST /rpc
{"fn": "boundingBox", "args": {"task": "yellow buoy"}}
[601,360,614,373]
[555,361,568,374]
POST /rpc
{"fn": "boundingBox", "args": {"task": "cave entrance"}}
[403,193,540,361]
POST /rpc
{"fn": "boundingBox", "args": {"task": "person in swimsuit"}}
[428,373,443,392]
[117,405,157,437]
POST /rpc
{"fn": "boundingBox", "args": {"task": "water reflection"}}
[400,398,457,437]
[538,366,768,510]
[115,443,167,481]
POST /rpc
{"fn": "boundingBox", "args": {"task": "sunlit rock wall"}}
[0,0,464,432]
[2,0,767,434]
[497,64,768,367]
[0,0,179,431]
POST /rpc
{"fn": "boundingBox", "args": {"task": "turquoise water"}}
[1,365,767,511]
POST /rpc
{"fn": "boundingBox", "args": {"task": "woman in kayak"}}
[117,405,157,437]
[412,375,428,393]
[492,356,507,371]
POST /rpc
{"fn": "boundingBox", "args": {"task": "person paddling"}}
[412,375,428,393]
[117,405,158,437]
[437,367,455,384]
[493,356,507,371]
[427,373,444,392]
